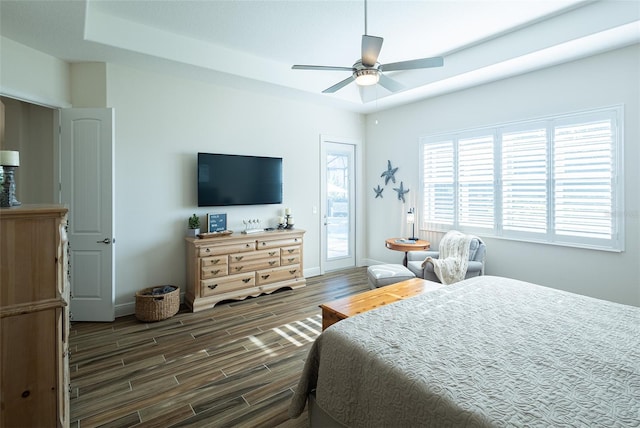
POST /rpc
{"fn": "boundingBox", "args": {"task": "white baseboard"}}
[304,266,322,278]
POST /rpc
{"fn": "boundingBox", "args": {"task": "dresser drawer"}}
[281,245,301,256]
[229,248,279,263]
[198,241,255,257]
[201,273,255,296]
[229,257,280,274]
[201,255,228,267]
[200,264,228,279]
[281,254,301,266]
[256,264,302,285]
[257,236,303,249]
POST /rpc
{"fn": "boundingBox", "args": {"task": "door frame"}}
[319,135,364,274]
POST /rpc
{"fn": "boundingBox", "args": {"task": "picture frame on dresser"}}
[207,213,227,233]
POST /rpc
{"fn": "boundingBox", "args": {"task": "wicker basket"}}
[135,286,180,322]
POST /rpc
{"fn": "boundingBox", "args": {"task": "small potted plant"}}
[187,213,200,237]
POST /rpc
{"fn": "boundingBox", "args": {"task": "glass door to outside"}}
[321,141,355,271]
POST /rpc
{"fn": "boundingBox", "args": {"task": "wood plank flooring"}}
[69,267,370,428]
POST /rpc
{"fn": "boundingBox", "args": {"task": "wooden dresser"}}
[0,205,70,428]
[185,229,305,312]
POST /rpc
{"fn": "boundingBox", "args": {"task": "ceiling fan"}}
[291,0,444,94]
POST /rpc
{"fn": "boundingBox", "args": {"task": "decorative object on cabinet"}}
[380,160,398,185]
[198,230,233,239]
[207,213,227,233]
[0,150,21,207]
[185,229,306,312]
[187,213,200,237]
[393,181,409,203]
[135,286,180,322]
[242,219,263,234]
[0,205,70,427]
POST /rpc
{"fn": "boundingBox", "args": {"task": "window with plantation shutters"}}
[501,126,548,235]
[420,106,623,251]
[458,135,494,229]
[553,116,615,242]
[422,140,454,227]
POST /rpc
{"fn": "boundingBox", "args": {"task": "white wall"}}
[104,64,364,314]
[0,37,70,107]
[365,44,640,306]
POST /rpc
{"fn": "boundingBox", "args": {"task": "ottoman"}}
[367,264,416,289]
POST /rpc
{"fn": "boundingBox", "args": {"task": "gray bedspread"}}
[289,276,640,427]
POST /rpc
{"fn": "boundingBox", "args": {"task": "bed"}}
[289,276,640,427]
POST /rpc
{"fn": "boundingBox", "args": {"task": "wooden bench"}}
[319,278,444,330]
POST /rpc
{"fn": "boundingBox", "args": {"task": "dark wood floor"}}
[69,267,369,428]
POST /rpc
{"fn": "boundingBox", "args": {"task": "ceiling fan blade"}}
[378,74,404,92]
[292,65,355,72]
[323,75,355,93]
[361,35,383,67]
[381,56,444,72]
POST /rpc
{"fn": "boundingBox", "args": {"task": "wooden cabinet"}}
[185,229,305,312]
[0,205,70,427]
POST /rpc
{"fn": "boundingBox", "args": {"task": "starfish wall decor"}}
[393,181,409,203]
[374,160,411,202]
[380,160,398,185]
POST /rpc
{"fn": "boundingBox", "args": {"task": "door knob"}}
[97,238,111,244]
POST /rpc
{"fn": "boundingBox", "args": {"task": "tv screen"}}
[197,153,283,206]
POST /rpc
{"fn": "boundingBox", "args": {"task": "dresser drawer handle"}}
[289,269,297,274]
[242,278,251,283]
[210,269,220,275]
[212,259,220,264]
[235,256,244,261]
[269,261,276,266]
[261,274,270,280]
[287,258,295,262]
[287,249,295,253]
[269,251,277,256]
[245,244,252,248]
[205,248,211,253]
[261,242,267,246]
[208,284,218,290]
[294,238,299,242]
[235,266,244,271]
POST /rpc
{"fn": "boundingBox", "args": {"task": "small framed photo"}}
[208,213,227,232]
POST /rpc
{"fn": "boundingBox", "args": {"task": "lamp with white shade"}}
[1,150,21,207]
[406,207,417,241]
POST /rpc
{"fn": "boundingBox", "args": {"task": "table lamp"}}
[1,150,21,207]
[406,208,416,240]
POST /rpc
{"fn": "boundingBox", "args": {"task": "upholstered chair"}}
[406,237,486,283]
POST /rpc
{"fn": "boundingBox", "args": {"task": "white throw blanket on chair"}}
[421,230,476,285]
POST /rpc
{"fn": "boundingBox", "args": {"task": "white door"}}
[60,108,115,322]
[321,139,356,272]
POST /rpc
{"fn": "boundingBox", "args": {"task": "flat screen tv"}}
[197,153,283,206]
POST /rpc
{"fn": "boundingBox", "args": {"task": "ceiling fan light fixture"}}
[354,69,379,86]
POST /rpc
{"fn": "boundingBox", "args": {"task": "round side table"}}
[385,238,431,266]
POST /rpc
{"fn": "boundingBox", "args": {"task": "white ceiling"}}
[1,0,638,113]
